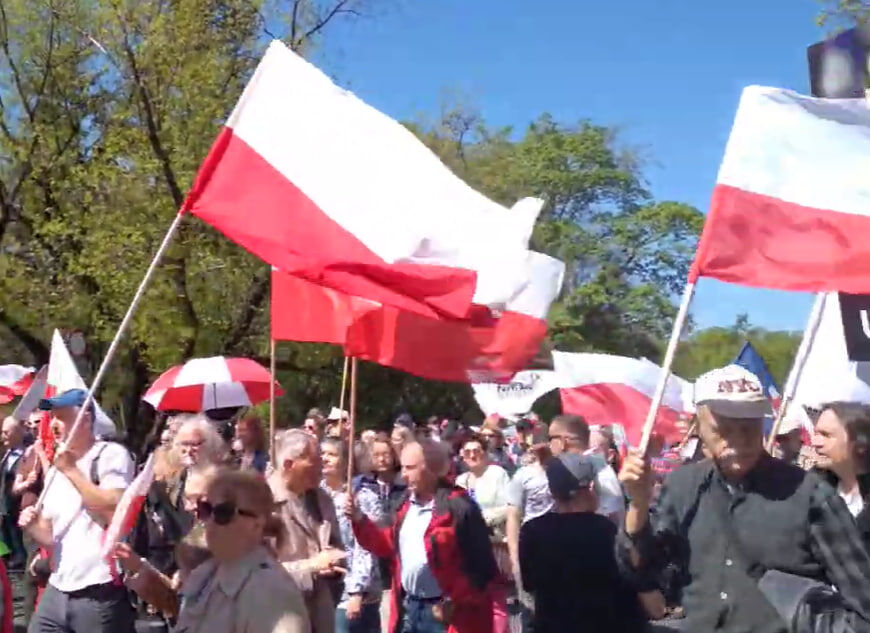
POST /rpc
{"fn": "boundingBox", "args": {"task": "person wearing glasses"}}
[124,469,310,633]
[547,415,625,524]
[455,435,512,633]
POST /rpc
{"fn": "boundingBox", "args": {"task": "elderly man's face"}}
[1,417,22,448]
[698,405,764,480]
[401,444,436,496]
[282,439,321,492]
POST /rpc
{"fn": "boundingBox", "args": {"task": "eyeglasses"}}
[462,448,483,456]
[549,434,578,443]
[179,440,204,449]
[196,500,259,526]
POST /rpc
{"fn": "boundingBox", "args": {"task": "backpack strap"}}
[89,442,110,486]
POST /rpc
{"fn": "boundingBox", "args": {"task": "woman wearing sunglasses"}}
[119,470,309,633]
[455,435,512,633]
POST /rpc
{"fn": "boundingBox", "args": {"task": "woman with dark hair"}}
[812,401,870,548]
[234,415,269,474]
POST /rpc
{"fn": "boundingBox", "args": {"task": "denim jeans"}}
[401,597,446,633]
[336,602,381,633]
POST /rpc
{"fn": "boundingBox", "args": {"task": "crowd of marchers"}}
[0,362,868,633]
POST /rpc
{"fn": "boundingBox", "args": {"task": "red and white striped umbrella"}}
[143,356,282,412]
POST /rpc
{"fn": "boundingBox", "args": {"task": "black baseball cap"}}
[546,453,597,502]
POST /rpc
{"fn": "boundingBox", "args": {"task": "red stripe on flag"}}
[187,129,477,320]
[345,306,547,383]
[560,383,683,447]
[690,184,870,292]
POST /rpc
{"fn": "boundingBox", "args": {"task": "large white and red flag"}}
[271,250,563,382]
[690,86,870,292]
[186,40,545,320]
[554,351,693,446]
[0,365,35,404]
[101,452,155,560]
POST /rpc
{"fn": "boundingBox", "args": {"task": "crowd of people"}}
[0,361,869,632]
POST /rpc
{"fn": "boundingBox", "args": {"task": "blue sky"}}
[315,0,830,332]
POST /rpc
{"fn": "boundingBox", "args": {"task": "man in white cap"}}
[618,365,870,633]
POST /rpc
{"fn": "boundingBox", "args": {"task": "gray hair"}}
[173,414,227,465]
[275,428,315,464]
[404,439,450,478]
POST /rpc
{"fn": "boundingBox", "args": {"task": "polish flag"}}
[101,452,155,561]
[45,330,116,439]
[0,365,35,404]
[272,250,563,382]
[690,86,870,292]
[186,40,544,321]
[554,351,693,446]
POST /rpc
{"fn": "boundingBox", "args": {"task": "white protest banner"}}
[472,370,560,419]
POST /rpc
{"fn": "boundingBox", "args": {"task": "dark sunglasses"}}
[196,500,259,526]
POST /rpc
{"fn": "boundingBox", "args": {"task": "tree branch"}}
[0,1,34,122]
[222,267,270,355]
[289,0,302,48]
[115,9,199,356]
[0,309,48,363]
[294,0,360,49]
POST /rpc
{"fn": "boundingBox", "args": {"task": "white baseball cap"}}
[327,407,348,421]
[694,364,772,419]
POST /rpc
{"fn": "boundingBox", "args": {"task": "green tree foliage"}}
[817,0,870,27]
[0,4,704,445]
[674,314,802,385]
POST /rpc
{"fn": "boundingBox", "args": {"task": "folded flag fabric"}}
[186,40,545,320]
[554,351,693,446]
[271,251,564,383]
[45,330,116,438]
[0,365,34,404]
[690,86,870,293]
[101,452,155,561]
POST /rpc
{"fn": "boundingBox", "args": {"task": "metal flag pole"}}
[35,211,186,512]
[765,292,826,452]
[638,281,697,455]
[269,338,278,466]
[346,357,358,490]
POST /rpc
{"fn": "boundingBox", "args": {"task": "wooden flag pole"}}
[35,211,186,513]
[269,338,277,466]
[638,281,696,455]
[765,292,826,452]
[338,356,350,416]
[346,357,358,490]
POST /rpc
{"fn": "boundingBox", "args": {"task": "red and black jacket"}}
[352,482,497,633]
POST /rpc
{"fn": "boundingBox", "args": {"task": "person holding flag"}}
[618,365,870,633]
[18,389,135,633]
